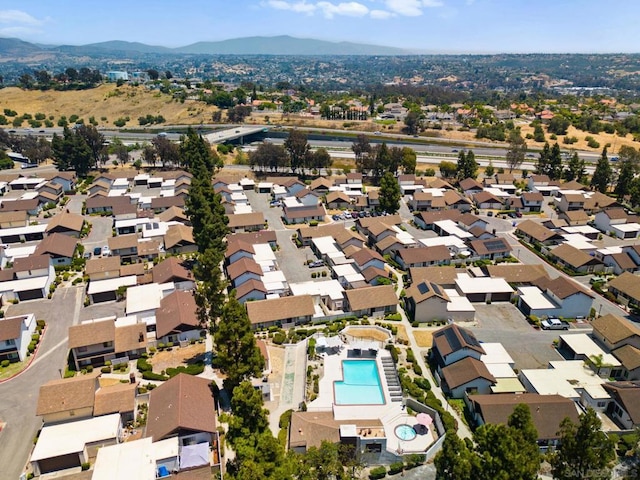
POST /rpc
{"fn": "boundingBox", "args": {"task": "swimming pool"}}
[334,360,385,405]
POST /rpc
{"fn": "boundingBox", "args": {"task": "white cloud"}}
[422,0,444,6]
[381,0,443,16]
[317,2,369,19]
[370,9,394,19]
[0,26,41,37]
[0,9,44,26]
[266,0,317,14]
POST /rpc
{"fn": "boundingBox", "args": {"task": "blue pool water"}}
[334,360,384,405]
[395,424,417,441]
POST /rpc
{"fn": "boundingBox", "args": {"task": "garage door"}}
[491,292,512,302]
[467,293,486,303]
[38,453,81,474]
[91,291,117,303]
[18,289,43,301]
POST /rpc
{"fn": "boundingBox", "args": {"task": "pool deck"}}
[308,345,434,454]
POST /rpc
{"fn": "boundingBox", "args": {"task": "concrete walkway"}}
[386,264,472,440]
[268,341,307,436]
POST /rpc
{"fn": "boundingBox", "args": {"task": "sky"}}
[0,1,639,54]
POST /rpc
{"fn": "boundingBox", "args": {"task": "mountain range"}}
[0,35,413,57]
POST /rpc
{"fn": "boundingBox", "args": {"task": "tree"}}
[378,172,401,214]
[249,142,288,172]
[533,124,546,142]
[401,147,417,174]
[65,67,79,82]
[551,408,615,480]
[404,111,420,135]
[228,381,270,441]
[548,115,571,135]
[164,70,173,80]
[615,145,640,198]
[435,432,474,480]
[18,73,34,89]
[284,130,310,174]
[142,144,157,166]
[439,160,457,179]
[351,134,372,174]
[114,142,129,166]
[547,142,563,180]
[227,105,252,123]
[75,124,105,169]
[310,147,332,173]
[51,127,92,176]
[564,151,586,182]
[214,297,265,391]
[457,149,478,180]
[152,135,179,167]
[484,160,495,177]
[591,146,612,193]
[373,142,392,178]
[506,129,527,173]
[146,69,159,80]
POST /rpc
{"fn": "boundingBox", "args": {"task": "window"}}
[77,346,88,353]
[5,339,15,346]
[597,401,606,408]
[103,341,113,348]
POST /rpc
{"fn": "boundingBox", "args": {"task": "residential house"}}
[0,313,36,362]
[468,238,512,260]
[294,188,320,207]
[236,278,268,304]
[152,257,195,290]
[344,285,397,317]
[473,191,504,210]
[86,256,122,282]
[108,234,139,263]
[45,212,84,237]
[68,318,147,370]
[459,177,484,196]
[559,209,590,226]
[282,204,327,225]
[309,177,332,195]
[47,172,76,192]
[527,174,552,194]
[145,374,220,472]
[226,257,263,288]
[440,356,496,398]
[150,196,185,213]
[547,244,604,274]
[509,192,544,213]
[405,280,474,323]
[603,382,640,429]
[227,212,266,233]
[34,232,77,266]
[246,295,315,329]
[605,272,640,309]
[591,313,640,352]
[0,198,40,216]
[163,224,197,254]
[408,266,460,288]
[394,245,451,269]
[443,190,472,212]
[557,192,586,213]
[325,191,352,210]
[518,275,594,319]
[349,248,386,272]
[85,195,132,214]
[599,250,639,275]
[431,323,485,367]
[36,373,99,424]
[225,239,255,265]
[360,266,391,286]
[484,264,548,286]
[155,290,203,344]
[516,220,563,246]
[409,191,446,211]
[0,255,55,301]
[157,205,190,226]
[0,211,27,229]
[594,208,640,239]
[468,393,579,449]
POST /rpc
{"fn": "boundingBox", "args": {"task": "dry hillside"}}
[0,84,219,128]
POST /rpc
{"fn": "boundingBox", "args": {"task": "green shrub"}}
[165,363,205,377]
[86,365,93,373]
[31,333,40,342]
[136,357,153,372]
[142,371,169,381]
[369,466,387,480]
[64,369,76,378]
[388,462,404,475]
[101,366,111,373]
[0,359,10,368]
[81,462,90,471]
[279,409,293,429]
[273,332,286,345]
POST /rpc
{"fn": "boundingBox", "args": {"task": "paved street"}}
[82,215,114,252]
[0,286,83,480]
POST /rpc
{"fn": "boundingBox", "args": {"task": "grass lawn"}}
[413,330,434,348]
[0,360,28,380]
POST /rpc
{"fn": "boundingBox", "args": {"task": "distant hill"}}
[0,35,411,57]
[175,35,411,55]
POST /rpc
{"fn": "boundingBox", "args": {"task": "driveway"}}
[0,286,83,480]
[469,303,566,370]
[82,215,113,252]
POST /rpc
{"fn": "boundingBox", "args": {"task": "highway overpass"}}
[204,126,269,145]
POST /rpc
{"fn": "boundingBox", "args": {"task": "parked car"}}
[93,246,102,256]
[487,211,494,217]
[541,318,570,330]
[102,246,111,256]
[515,212,522,218]
[309,260,324,268]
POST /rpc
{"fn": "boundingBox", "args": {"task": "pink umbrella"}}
[416,413,433,427]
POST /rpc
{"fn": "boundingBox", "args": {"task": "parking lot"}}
[469,303,572,370]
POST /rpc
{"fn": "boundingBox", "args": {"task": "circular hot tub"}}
[395,424,417,441]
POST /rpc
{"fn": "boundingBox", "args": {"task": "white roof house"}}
[433,220,473,239]
[561,233,596,251]
[92,437,179,480]
[87,275,138,295]
[517,286,558,310]
[559,334,621,368]
[455,273,513,295]
[31,413,121,464]
[290,279,345,301]
[519,360,611,410]
[125,282,175,316]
